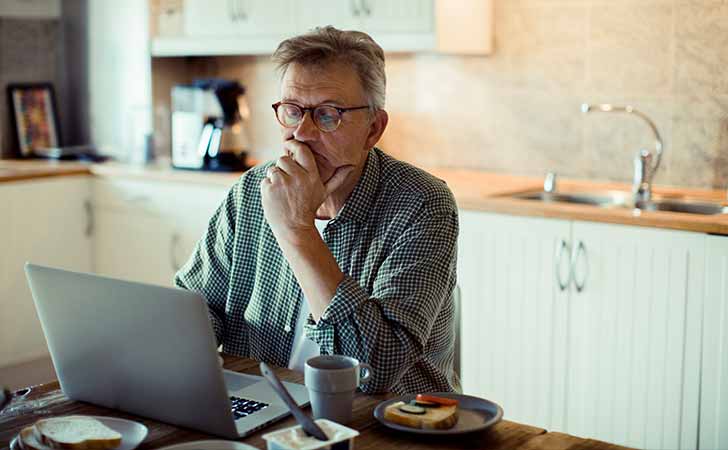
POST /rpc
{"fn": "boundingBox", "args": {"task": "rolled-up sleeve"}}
[304,210,458,393]
[174,183,239,345]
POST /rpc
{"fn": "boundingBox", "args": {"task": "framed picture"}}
[7,82,60,157]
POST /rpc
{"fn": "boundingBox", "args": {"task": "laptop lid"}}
[25,263,241,438]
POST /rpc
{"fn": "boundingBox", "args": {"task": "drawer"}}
[92,178,229,226]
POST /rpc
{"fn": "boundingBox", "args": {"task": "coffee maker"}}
[171,79,250,171]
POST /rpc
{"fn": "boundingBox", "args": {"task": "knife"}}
[259,362,328,441]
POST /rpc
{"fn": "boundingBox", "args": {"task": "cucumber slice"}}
[398,404,426,415]
[413,400,440,408]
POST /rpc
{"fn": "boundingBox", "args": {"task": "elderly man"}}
[175,26,458,394]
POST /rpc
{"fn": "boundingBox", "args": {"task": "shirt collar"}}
[332,148,381,224]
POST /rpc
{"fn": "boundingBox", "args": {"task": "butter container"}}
[262,418,359,450]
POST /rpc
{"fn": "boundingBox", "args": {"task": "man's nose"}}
[293,110,319,141]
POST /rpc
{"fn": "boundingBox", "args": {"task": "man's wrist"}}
[273,223,320,248]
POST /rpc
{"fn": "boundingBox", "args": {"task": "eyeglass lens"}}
[276,104,341,132]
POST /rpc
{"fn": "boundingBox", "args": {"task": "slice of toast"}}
[19,426,45,450]
[34,416,122,450]
[384,401,458,430]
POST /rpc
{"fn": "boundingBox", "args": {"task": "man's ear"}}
[364,109,389,149]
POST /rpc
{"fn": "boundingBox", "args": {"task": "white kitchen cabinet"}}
[701,235,728,450]
[91,178,229,287]
[458,211,571,431]
[0,177,93,368]
[566,221,704,449]
[152,0,492,56]
[458,211,705,449]
[296,0,434,51]
[184,0,295,38]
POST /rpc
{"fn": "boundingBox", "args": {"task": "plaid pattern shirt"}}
[175,148,459,394]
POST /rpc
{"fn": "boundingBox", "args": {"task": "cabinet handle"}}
[170,233,181,272]
[237,0,247,21]
[228,0,236,21]
[84,200,94,237]
[360,0,371,16]
[570,241,588,292]
[555,239,571,291]
[351,0,360,16]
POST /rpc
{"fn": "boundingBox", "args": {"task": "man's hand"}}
[260,140,352,241]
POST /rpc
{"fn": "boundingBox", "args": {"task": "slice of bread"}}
[384,401,458,430]
[34,416,122,450]
[19,425,45,450]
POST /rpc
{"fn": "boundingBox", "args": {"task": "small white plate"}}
[10,415,148,450]
[157,440,259,450]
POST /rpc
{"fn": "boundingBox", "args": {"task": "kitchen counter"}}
[3,158,728,235]
[430,167,728,235]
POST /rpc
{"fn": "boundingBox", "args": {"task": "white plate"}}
[373,392,503,435]
[156,440,259,450]
[10,415,148,450]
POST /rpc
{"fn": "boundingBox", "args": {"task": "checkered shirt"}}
[175,148,459,394]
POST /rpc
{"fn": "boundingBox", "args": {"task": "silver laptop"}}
[24,263,309,439]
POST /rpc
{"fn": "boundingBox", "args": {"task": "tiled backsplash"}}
[154,0,728,189]
[0,18,65,158]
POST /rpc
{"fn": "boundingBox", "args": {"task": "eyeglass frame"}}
[271,101,371,133]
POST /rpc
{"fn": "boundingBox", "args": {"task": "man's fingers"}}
[266,165,286,183]
[283,140,318,175]
[324,165,355,195]
[275,155,302,176]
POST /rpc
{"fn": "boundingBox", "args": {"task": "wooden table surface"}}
[0,356,630,450]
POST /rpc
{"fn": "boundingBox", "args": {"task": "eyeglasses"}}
[272,102,370,133]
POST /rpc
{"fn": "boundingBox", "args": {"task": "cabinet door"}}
[567,222,704,449]
[701,235,728,450]
[458,210,571,431]
[93,208,176,287]
[0,177,93,368]
[185,0,295,37]
[295,0,361,34]
[361,0,433,34]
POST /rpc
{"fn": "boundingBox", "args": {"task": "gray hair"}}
[271,26,386,111]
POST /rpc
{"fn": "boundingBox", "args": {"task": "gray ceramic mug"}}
[304,355,373,424]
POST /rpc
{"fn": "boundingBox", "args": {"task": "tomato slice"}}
[415,394,459,406]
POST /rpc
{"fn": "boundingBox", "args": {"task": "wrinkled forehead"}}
[279,61,366,105]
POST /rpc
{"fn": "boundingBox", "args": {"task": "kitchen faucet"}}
[581,104,664,206]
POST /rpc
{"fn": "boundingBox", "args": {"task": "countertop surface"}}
[3,158,728,235]
[0,356,631,450]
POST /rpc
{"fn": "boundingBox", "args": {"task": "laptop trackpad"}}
[223,370,261,391]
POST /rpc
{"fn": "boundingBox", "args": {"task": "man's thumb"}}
[324,166,355,195]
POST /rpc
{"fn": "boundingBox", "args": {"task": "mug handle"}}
[359,362,373,384]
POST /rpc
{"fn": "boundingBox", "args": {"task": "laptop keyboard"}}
[229,396,269,420]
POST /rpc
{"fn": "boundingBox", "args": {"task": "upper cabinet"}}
[150,0,493,56]
[184,0,296,38]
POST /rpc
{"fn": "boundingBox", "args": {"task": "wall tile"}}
[675,0,728,97]
[499,1,588,92]
[669,94,728,188]
[587,1,674,96]
[0,19,61,158]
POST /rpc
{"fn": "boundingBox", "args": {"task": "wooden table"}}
[0,356,630,450]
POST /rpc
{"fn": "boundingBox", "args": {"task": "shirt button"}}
[284,325,292,333]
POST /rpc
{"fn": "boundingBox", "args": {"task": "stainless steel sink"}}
[511,191,728,215]
[642,200,728,215]
[513,191,628,208]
